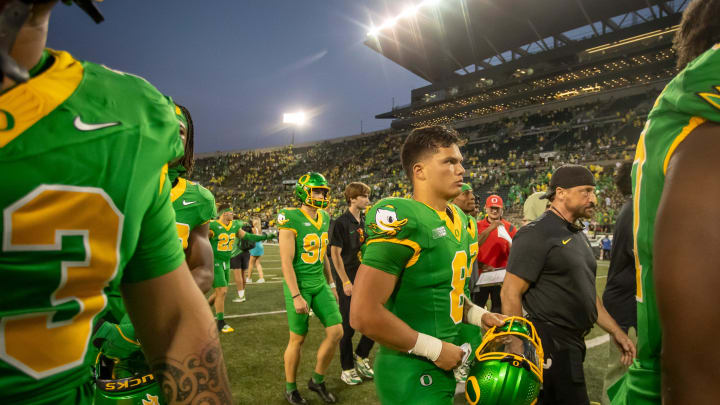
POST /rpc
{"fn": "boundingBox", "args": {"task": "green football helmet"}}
[94,357,164,405]
[294,172,330,208]
[465,317,544,405]
[93,320,165,405]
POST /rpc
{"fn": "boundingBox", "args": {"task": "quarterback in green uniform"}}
[209,207,274,332]
[0,2,230,404]
[279,172,343,405]
[610,2,720,403]
[351,126,505,405]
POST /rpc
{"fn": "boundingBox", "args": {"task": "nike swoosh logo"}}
[182,200,196,206]
[562,238,571,245]
[73,116,120,131]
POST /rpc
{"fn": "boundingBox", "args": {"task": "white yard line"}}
[228,281,283,286]
[225,310,287,319]
[586,334,610,348]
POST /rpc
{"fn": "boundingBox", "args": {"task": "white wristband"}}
[409,332,443,362]
[329,283,336,289]
[465,297,489,327]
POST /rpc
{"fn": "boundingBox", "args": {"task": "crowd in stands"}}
[193,91,656,231]
[399,47,676,128]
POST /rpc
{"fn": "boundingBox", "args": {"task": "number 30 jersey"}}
[277,207,330,290]
[362,198,473,348]
[0,49,185,402]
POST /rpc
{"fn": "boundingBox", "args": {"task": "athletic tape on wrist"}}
[466,299,489,327]
[409,332,442,362]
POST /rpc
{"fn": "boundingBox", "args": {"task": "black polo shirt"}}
[507,210,598,340]
[601,200,636,331]
[329,209,365,281]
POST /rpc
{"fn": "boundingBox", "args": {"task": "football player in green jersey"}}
[169,104,217,294]
[0,2,231,404]
[609,1,720,403]
[209,207,274,333]
[449,183,482,383]
[351,126,505,405]
[278,172,343,405]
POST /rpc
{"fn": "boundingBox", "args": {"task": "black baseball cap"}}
[541,165,596,200]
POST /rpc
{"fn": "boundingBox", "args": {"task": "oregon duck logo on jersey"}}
[370,206,407,236]
[277,212,289,226]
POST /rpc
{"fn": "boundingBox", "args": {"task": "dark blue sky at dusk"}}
[49,1,429,153]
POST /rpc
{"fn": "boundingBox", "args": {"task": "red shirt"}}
[477,218,517,269]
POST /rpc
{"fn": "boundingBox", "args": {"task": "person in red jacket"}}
[474,195,517,313]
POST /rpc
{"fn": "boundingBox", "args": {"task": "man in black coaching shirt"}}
[500,165,636,405]
[329,182,376,386]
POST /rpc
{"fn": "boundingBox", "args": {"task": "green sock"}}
[312,372,324,384]
[217,312,224,321]
[286,382,297,393]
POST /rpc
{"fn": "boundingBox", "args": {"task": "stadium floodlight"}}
[283,111,306,145]
[283,112,306,126]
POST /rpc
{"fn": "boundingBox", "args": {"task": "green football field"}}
[218,244,614,404]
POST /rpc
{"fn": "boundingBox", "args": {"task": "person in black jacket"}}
[601,161,637,405]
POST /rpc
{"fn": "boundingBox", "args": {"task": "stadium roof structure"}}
[365,0,684,83]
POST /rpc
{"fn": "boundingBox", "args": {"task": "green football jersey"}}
[171,177,217,249]
[0,49,185,402]
[209,219,242,261]
[277,207,330,289]
[362,198,473,350]
[611,44,720,404]
[466,214,479,297]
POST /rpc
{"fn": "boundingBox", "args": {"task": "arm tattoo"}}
[152,330,232,405]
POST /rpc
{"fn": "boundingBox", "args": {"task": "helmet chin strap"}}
[0,0,32,83]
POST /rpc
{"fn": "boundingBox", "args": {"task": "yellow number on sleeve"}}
[176,223,190,249]
[2,185,121,378]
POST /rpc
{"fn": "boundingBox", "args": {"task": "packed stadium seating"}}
[193,87,655,231]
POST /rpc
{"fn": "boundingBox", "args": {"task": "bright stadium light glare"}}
[367,26,379,36]
[283,112,306,126]
[422,0,441,7]
[400,5,418,18]
[383,18,397,28]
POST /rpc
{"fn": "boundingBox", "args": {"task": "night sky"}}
[49,1,430,153]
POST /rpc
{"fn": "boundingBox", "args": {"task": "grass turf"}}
[218,245,612,404]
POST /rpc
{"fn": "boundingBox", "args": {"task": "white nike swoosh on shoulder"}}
[182,200,196,206]
[74,116,120,131]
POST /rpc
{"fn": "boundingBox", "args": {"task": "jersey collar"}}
[420,202,463,242]
[0,49,83,149]
[219,219,234,231]
[300,207,323,230]
[170,178,187,202]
